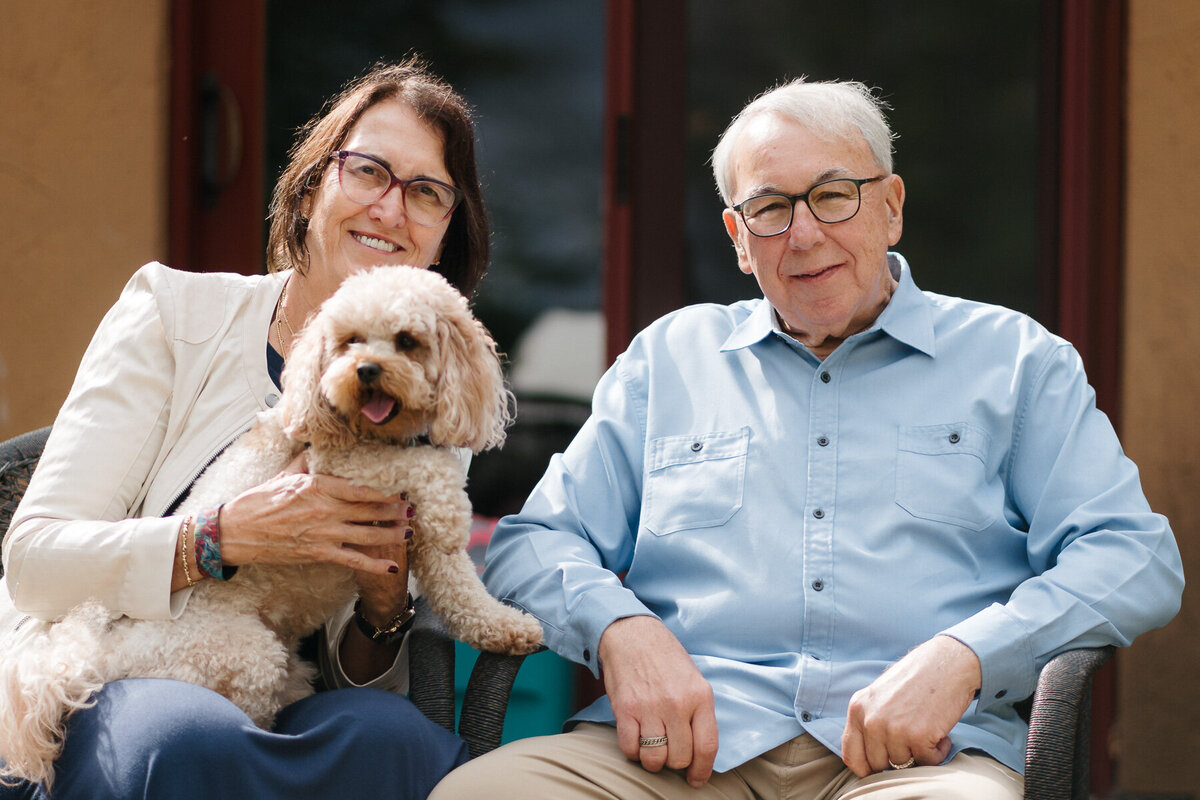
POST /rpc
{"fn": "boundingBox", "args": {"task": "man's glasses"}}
[331,150,463,227]
[731,176,886,237]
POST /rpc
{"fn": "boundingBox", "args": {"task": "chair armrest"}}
[458,648,534,758]
[407,597,458,733]
[1023,646,1114,800]
[0,426,53,552]
[406,595,536,758]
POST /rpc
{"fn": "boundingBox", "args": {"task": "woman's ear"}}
[299,187,314,221]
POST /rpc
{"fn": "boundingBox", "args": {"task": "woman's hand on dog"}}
[349,539,411,623]
[219,453,414,576]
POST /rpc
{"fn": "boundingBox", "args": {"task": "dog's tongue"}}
[361,393,397,424]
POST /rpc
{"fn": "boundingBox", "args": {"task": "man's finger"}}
[685,703,719,787]
[614,715,643,761]
[913,736,952,767]
[841,721,870,778]
[637,725,670,772]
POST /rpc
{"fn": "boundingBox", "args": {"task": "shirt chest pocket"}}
[895,422,997,531]
[643,427,749,536]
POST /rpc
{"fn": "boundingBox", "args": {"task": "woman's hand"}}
[348,535,412,625]
[217,452,411,575]
[340,536,413,683]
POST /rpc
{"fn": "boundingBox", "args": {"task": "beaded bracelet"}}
[193,505,237,581]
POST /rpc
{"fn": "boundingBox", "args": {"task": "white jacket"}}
[2,262,406,691]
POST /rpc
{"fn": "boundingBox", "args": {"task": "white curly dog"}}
[0,266,543,789]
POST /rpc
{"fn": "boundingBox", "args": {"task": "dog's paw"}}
[472,608,544,655]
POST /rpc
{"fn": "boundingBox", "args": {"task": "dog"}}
[0,266,543,789]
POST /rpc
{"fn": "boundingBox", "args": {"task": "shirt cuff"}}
[940,603,1037,711]
[561,585,658,677]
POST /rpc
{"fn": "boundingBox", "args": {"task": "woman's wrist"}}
[352,594,416,646]
[193,505,238,581]
[171,515,204,592]
[355,591,411,628]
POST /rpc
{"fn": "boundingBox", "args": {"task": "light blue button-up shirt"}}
[483,253,1183,774]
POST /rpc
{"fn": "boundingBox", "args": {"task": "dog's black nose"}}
[357,362,382,384]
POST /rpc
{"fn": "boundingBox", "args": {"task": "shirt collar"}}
[720,252,936,358]
[873,252,936,357]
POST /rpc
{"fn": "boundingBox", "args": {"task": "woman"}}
[1,57,489,799]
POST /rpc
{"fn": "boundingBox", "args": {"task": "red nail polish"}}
[406,506,415,518]
[404,527,414,540]
[388,565,399,574]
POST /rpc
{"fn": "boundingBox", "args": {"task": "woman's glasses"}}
[331,150,463,227]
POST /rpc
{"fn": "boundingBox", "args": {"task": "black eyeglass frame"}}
[330,150,464,226]
[730,175,887,237]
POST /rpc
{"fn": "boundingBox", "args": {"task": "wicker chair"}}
[0,425,527,760]
[1023,645,1114,800]
[0,426,1116,792]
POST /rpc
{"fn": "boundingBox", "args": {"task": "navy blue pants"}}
[2,679,469,799]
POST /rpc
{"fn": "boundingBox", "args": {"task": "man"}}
[431,79,1183,799]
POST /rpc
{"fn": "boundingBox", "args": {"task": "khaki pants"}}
[430,722,1024,800]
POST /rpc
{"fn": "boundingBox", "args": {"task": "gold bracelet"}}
[179,515,196,587]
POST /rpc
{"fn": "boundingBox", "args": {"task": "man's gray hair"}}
[711,78,896,205]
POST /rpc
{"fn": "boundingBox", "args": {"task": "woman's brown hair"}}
[267,56,489,297]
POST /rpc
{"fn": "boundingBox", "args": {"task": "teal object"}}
[453,641,575,743]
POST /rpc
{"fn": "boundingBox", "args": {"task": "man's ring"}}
[639,736,669,748]
[888,756,916,770]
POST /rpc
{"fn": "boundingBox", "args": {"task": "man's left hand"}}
[840,634,981,776]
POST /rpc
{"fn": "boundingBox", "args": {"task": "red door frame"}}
[168,0,265,275]
[1042,2,1127,795]
[603,0,688,363]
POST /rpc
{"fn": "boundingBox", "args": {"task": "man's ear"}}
[885,174,905,246]
[723,208,754,275]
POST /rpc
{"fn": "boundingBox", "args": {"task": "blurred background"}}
[2,2,1197,797]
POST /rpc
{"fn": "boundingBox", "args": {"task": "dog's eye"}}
[395,333,418,351]
[345,335,363,346]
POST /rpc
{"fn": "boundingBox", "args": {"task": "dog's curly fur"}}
[0,266,543,789]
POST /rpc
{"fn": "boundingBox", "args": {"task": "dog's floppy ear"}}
[276,313,343,444]
[430,305,513,452]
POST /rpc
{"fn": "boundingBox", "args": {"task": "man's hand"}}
[840,635,981,776]
[598,616,719,788]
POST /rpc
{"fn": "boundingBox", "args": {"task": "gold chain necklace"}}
[274,279,298,359]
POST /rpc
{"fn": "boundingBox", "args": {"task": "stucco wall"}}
[1119,0,1200,794]
[0,0,170,440]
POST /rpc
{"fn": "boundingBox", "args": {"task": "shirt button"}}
[817,436,830,447]
[264,393,280,407]
[801,711,813,722]
[994,689,1007,699]
[820,371,831,383]
[691,441,703,452]
[813,509,825,519]
[949,432,961,444]
[811,580,824,591]
[583,648,591,662]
